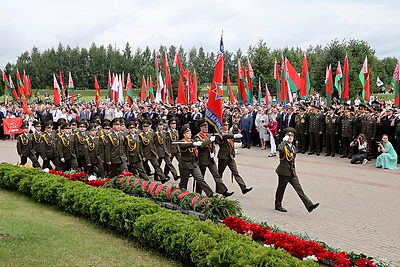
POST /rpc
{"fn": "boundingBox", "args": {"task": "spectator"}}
[350,134,369,164]
[376,134,399,169]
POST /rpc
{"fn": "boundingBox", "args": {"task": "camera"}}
[376,141,382,145]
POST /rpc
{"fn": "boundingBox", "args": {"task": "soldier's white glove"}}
[283,135,290,142]
[234,134,242,139]
[210,153,215,158]
[193,141,202,146]
[210,136,216,142]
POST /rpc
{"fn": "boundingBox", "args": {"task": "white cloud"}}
[1,0,399,69]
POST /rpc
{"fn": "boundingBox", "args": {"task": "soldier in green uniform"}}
[294,107,308,154]
[57,123,79,172]
[358,108,377,159]
[339,108,356,159]
[124,121,149,180]
[105,118,128,178]
[73,121,88,171]
[164,118,181,179]
[16,122,40,167]
[99,121,112,176]
[274,127,320,213]
[217,120,253,194]
[324,106,340,157]
[154,119,179,181]
[32,121,43,163]
[40,121,62,170]
[85,123,105,177]
[70,119,78,134]
[138,120,169,184]
[307,106,323,155]
[176,125,214,197]
[194,119,233,197]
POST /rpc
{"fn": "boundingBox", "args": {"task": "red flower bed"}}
[222,217,375,267]
[48,169,111,187]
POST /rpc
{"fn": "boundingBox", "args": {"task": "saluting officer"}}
[138,120,169,184]
[16,122,40,168]
[40,121,62,170]
[154,119,180,181]
[176,125,214,197]
[164,118,181,178]
[85,123,105,177]
[57,122,79,172]
[194,119,233,197]
[339,108,356,159]
[217,120,252,194]
[324,106,340,157]
[125,121,149,180]
[105,118,128,178]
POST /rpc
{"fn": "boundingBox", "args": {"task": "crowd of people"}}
[2,93,400,199]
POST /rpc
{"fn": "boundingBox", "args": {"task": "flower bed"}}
[223,217,378,267]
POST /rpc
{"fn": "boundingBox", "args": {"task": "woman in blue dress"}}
[376,134,399,170]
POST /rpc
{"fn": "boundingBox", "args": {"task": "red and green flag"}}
[265,83,272,106]
[8,75,19,101]
[94,75,101,107]
[393,60,400,107]
[257,77,262,103]
[205,34,224,135]
[59,70,65,98]
[334,61,343,99]
[285,58,302,94]
[325,64,333,106]
[226,70,236,104]
[237,60,248,103]
[106,70,111,100]
[246,59,255,102]
[300,53,310,98]
[359,56,370,103]
[342,54,350,102]
[53,74,61,105]
[163,52,174,104]
[147,76,154,102]
[68,72,75,103]
[126,73,134,105]
[140,75,147,101]
[16,69,25,96]
[274,58,280,103]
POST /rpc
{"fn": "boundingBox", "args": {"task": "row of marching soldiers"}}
[16,117,252,198]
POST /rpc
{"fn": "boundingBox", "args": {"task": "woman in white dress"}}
[255,108,269,150]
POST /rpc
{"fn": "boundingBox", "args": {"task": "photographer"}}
[376,134,399,169]
[349,133,369,164]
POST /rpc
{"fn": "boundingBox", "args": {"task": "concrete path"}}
[1,139,399,265]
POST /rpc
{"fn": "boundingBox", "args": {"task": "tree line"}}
[2,39,398,99]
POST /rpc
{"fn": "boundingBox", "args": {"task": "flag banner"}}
[342,54,350,101]
[147,76,154,102]
[118,74,124,103]
[68,72,75,103]
[334,61,343,98]
[126,73,134,105]
[274,58,281,103]
[205,35,224,135]
[285,58,301,93]
[190,70,198,104]
[156,71,163,103]
[59,70,65,98]
[257,77,262,103]
[94,75,101,107]
[325,64,333,107]
[359,56,370,102]
[16,69,25,96]
[376,77,384,87]
[393,60,400,107]
[300,53,310,98]
[53,74,61,105]
[111,74,120,102]
[227,70,236,104]
[3,117,23,135]
[265,83,272,105]
[140,75,147,101]
[23,71,29,97]
[176,74,186,104]
[163,52,174,104]
[8,75,19,101]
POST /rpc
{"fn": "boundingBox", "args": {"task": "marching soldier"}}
[105,118,128,178]
[307,106,323,155]
[194,119,233,197]
[74,121,88,171]
[138,120,169,184]
[99,121,112,176]
[57,123,79,172]
[324,106,340,157]
[16,122,40,168]
[40,121,62,170]
[164,118,181,179]
[154,120,180,181]
[125,121,149,180]
[339,108,356,159]
[217,120,252,194]
[176,124,214,197]
[70,119,78,134]
[85,123,105,177]
[32,121,43,163]
[294,107,308,154]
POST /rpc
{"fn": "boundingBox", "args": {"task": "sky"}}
[1,0,399,68]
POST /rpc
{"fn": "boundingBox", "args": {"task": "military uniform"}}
[358,113,377,157]
[324,112,339,156]
[41,129,62,170]
[339,113,356,158]
[32,121,43,162]
[294,112,308,153]
[74,126,89,171]
[105,130,128,178]
[154,128,179,180]
[306,110,323,155]
[164,125,181,177]
[125,132,149,180]
[16,128,40,168]
[85,134,105,178]
[57,130,79,172]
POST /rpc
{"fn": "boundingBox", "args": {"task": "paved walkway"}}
[1,140,399,265]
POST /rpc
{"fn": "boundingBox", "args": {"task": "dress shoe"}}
[242,187,253,194]
[316,153,320,156]
[325,153,330,157]
[301,150,305,154]
[222,191,234,197]
[247,146,251,149]
[308,152,314,155]
[154,177,161,181]
[340,155,347,158]
[307,203,320,213]
[331,154,335,157]
[275,207,287,212]
[174,175,180,181]
[347,155,352,159]
[161,177,170,184]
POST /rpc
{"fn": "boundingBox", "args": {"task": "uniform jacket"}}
[40,132,58,159]
[85,136,103,164]
[154,130,169,157]
[359,116,377,139]
[325,114,340,135]
[125,133,143,163]
[17,133,35,156]
[74,131,88,157]
[105,131,127,163]
[275,141,296,177]
[165,129,180,154]
[307,112,324,133]
[57,133,77,161]
[138,130,158,159]
[194,132,214,165]
[177,139,199,169]
[340,115,356,138]
[217,132,235,161]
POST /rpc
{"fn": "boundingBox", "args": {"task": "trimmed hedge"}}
[0,163,317,266]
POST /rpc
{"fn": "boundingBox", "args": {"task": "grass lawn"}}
[0,189,181,267]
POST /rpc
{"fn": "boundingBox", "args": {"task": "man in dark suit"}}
[274,127,319,213]
[239,108,253,149]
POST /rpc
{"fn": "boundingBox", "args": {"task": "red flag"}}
[176,74,186,104]
[163,52,173,104]
[237,60,248,103]
[393,60,400,107]
[53,74,61,105]
[107,70,112,100]
[140,75,147,101]
[59,70,65,98]
[325,64,333,106]
[3,117,24,135]
[23,71,29,97]
[227,70,236,104]
[68,72,75,103]
[274,58,280,101]
[27,75,33,98]
[359,56,370,102]
[205,35,224,135]
[8,75,19,101]
[265,83,272,105]
[190,70,198,104]
[300,53,310,98]
[342,54,350,101]
[94,75,101,107]
[126,73,134,106]
[16,69,24,96]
